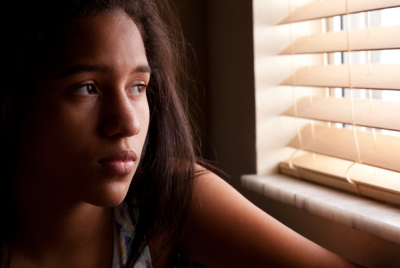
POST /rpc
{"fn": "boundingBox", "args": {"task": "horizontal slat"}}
[280,153,359,194]
[282,96,400,131]
[281,64,400,90]
[287,124,400,173]
[279,25,400,55]
[279,0,400,25]
[280,153,400,205]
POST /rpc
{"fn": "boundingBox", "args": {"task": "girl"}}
[0,0,361,267]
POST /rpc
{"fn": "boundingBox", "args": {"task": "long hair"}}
[0,0,197,266]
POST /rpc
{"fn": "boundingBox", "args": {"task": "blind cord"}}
[366,11,378,175]
[344,0,362,195]
[366,16,377,148]
[306,0,315,141]
[288,0,304,178]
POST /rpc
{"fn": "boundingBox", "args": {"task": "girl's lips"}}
[99,159,134,175]
[98,150,137,175]
[99,150,137,162]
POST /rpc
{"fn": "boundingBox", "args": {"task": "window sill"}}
[241,174,400,246]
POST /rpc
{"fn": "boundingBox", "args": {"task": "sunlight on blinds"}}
[279,0,400,205]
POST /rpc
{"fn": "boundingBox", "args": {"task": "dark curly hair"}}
[0,0,199,266]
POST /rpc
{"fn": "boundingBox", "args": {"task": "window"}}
[254,0,400,205]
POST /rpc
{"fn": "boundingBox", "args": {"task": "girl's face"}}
[16,11,150,207]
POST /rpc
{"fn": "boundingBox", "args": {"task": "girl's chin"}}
[84,194,128,208]
[79,182,131,208]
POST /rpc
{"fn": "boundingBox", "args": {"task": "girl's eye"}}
[72,84,97,95]
[128,84,147,95]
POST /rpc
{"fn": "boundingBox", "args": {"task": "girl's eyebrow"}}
[133,65,152,75]
[59,64,152,77]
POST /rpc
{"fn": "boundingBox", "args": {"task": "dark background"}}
[170,0,257,191]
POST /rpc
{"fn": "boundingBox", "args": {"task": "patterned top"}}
[112,201,153,268]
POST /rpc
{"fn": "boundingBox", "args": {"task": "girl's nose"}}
[100,91,141,138]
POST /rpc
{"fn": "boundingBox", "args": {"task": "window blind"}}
[279,0,400,206]
[278,0,400,24]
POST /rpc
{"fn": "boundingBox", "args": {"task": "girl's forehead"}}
[40,11,148,79]
[63,11,143,55]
